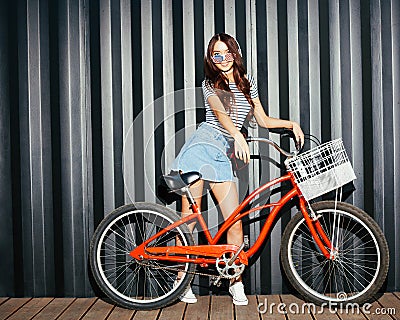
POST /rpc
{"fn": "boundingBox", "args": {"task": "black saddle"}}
[157,171,202,204]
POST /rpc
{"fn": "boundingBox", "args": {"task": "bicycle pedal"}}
[212,277,222,287]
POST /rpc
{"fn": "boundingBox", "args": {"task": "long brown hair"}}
[204,33,255,118]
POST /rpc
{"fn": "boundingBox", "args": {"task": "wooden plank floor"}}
[0,293,399,320]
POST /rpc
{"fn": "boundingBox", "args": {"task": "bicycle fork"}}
[299,198,335,260]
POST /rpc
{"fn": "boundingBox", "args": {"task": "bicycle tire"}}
[280,201,389,305]
[89,202,195,310]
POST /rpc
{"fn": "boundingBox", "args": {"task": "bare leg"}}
[209,181,242,246]
[177,179,204,279]
[209,180,243,282]
[180,179,204,231]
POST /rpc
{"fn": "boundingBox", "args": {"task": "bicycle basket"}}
[285,138,356,201]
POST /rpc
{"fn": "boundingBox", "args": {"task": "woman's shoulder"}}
[245,74,257,86]
[202,78,217,98]
[202,78,214,86]
[202,78,215,90]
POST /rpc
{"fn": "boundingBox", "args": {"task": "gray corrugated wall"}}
[0,0,399,297]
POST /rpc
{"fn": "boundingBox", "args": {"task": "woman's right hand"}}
[233,132,250,164]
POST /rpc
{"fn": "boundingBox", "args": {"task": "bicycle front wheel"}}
[89,203,195,310]
[280,201,389,305]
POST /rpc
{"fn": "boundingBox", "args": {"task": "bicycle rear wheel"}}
[280,201,389,305]
[89,203,195,310]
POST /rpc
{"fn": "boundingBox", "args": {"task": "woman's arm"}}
[252,96,304,146]
[207,95,251,164]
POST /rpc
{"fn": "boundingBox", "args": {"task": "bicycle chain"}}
[136,260,223,280]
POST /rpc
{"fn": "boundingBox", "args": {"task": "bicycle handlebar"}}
[245,137,299,158]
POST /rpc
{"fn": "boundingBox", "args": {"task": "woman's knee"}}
[189,179,205,197]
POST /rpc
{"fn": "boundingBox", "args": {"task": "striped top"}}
[202,74,258,136]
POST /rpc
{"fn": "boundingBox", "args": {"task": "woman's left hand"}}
[291,121,304,149]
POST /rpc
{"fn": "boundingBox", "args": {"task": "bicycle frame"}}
[130,172,334,266]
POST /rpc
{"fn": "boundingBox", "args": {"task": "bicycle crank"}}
[216,253,245,280]
[136,258,245,287]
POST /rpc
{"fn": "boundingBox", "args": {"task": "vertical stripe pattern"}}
[1,0,399,296]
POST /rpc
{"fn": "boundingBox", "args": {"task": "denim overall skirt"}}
[169,122,234,182]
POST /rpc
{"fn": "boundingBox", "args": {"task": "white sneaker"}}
[229,281,248,306]
[174,280,197,304]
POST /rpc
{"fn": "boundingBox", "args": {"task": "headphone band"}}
[205,33,242,58]
[234,37,242,57]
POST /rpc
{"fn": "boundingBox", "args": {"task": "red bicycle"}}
[89,135,389,310]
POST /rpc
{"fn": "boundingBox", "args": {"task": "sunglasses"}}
[211,52,235,64]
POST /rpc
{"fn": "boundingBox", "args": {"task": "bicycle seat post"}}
[183,187,194,204]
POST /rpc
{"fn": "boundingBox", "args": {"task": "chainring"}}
[215,253,245,279]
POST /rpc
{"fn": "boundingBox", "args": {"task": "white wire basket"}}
[285,138,356,201]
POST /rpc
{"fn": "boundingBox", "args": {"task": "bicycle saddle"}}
[163,170,202,192]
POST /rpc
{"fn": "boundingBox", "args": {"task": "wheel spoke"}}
[337,260,355,295]
[102,238,130,253]
[341,230,372,250]
[292,242,324,256]
[305,259,330,285]
[302,260,328,283]
[341,255,377,270]
[336,259,368,290]
[339,257,376,278]
[91,206,194,306]
[123,269,140,297]
[322,262,335,294]
[284,204,386,303]
[113,220,137,248]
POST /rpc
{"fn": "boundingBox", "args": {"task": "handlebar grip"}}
[245,137,298,157]
[268,128,303,152]
[268,128,295,139]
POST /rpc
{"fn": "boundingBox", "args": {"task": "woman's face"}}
[211,40,234,73]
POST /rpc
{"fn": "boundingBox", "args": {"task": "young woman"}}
[169,33,304,305]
